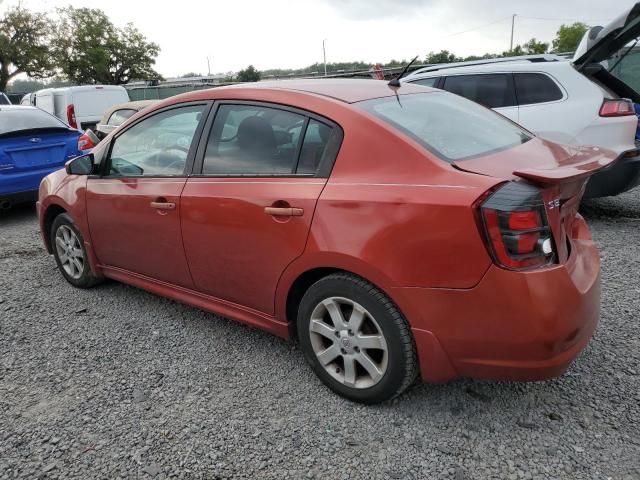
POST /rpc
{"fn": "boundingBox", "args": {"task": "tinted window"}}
[297,120,334,174]
[358,92,531,162]
[412,77,439,87]
[443,74,516,108]
[203,104,306,175]
[0,108,68,135]
[108,109,137,127]
[0,94,10,105]
[108,105,205,177]
[514,73,564,105]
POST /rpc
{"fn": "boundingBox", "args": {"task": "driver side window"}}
[108,105,205,177]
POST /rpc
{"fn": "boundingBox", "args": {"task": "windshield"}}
[357,92,532,162]
[0,108,69,135]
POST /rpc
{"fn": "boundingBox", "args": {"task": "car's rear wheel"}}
[297,273,418,403]
[51,213,100,288]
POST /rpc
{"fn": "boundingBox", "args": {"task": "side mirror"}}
[65,153,95,175]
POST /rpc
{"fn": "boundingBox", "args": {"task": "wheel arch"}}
[277,253,406,340]
[42,203,68,253]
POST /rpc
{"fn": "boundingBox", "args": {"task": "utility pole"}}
[207,57,211,76]
[322,39,327,77]
[510,14,517,52]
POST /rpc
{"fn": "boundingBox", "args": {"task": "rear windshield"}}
[0,108,69,135]
[357,92,532,162]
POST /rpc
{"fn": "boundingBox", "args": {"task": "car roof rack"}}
[408,54,569,76]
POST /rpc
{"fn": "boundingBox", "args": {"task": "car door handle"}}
[150,201,176,210]
[264,207,304,216]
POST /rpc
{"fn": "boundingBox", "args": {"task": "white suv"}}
[403,4,640,199]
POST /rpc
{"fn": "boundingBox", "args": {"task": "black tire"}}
[51,213,101,288]
[297,273,418,404]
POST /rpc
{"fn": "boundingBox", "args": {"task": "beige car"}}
[96,100,158,139]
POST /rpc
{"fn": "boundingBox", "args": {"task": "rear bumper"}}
[0,167,64,200]
[584,150,640,198]
[396,217,600,383]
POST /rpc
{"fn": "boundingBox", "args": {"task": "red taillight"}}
[477,182,555,270]
[67,104,78,129]
[599,99,635,117]
[77,133,95,151]
[77,129,99,151]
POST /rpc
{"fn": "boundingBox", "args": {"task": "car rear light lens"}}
[67,104,78,129]
[77,133,95,151]
[599,99,635,117]
[77,129,99,151]
[477,182,555,270]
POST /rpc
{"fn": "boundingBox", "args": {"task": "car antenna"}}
[388,56,419,87]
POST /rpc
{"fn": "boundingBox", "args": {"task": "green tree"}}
[52,7,161,85]
[552,22,589,52]
[522,38,549,54]
[0,6,55,92]
[236,65,261,82]
[425,50,461,64]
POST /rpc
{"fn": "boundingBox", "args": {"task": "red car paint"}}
[38,80,612,383]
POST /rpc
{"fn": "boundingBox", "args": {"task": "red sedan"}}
[37,79,611,403]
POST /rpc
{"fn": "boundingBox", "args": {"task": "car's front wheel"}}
[297,273,418,404]
[51,213,100,288]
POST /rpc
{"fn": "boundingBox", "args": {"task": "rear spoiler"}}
[513,149,623,186]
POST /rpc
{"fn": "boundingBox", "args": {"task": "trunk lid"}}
[0,129,81,173]
[453,138,617,184]
[573,2,640,70]
[456,138,618,264]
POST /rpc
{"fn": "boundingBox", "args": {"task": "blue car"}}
[0,106,82,209]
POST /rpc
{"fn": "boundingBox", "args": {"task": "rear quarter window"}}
[412,77,439,87]
[357,92,531,162]
[443,74,516,109]
[514,73,564,105]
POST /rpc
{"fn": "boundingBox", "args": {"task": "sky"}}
[1,0,636,78]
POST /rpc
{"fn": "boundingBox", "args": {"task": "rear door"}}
[86,102,209,288]
[180,101,342,314]
[442,73,519,122]
[513,72,569,143]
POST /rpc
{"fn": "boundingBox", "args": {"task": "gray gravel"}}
[1,190,639,480]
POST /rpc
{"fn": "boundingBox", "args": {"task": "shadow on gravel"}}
[581,196,640,220]
[0,202,37,224]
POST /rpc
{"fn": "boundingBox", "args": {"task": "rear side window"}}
[297,120,334,174]
[443,74,516,108]
[203,104,306,175]
[412,77,439,87]
[357,92,531,162]
[514,73,564,105]
[0,109,68,135]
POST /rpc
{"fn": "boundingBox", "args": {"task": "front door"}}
[181,103,342,314]
[86,103,208,288]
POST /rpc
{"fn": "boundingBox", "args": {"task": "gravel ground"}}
[0,190,639,480]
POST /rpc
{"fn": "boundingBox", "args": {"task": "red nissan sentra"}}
[37,79,611,403]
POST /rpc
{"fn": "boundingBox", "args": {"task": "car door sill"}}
[99,265,289,338]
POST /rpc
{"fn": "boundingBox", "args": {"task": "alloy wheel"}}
[54,225,85,280]
[309,296,388,389]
